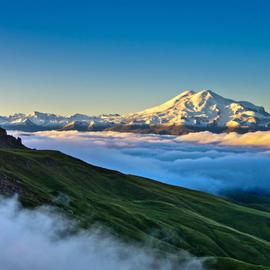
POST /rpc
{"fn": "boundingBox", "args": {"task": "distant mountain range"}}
[1,90,270,134]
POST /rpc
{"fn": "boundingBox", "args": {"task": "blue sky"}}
[0,0,269,115]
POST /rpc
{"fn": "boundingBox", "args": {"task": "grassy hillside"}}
[0,147,270,269]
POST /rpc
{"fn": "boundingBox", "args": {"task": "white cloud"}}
[10,130,270,194]
[0,196,204,270]
[178,131,270,148]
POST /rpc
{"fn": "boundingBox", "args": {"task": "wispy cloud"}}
[178,131,270,148]
[11,130,270,194]
[0,196,204,270]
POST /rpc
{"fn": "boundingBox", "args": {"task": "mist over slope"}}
[0,196,203,270]
[13,130,270,194]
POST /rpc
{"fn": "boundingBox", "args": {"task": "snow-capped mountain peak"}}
[0,90,269,133]
[126,89,270,128]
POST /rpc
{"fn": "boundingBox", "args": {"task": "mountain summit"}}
[1,90,270,134]
[125,89,270,130]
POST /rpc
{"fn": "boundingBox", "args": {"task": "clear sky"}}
[0,0,269,115]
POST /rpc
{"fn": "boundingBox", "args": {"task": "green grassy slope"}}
[0,147,270,269]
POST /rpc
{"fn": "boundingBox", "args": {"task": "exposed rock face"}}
[0,127,25,148]
[0,128,7,136]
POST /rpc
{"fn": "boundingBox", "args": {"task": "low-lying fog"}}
[0,196,204,270]
[10,130,270,194]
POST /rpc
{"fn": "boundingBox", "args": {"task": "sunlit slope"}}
[0,147,270,269]
[2,90,270,134]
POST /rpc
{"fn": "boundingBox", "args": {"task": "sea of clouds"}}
[0,196,204,270]
[3,130,269,270]
[10,130,270,194]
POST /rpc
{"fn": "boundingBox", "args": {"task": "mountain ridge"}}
[126,89,270,127]
[1,90,270,134]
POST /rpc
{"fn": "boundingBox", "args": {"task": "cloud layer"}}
[11,130,270,194]
[179,131,270,147]
[0,196,204,270]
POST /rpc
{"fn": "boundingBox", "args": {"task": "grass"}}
[0,147,270,269]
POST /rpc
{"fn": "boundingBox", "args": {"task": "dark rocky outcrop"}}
[0,128,7,136]
[0,127,26,148]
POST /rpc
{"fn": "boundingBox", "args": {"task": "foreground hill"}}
[1,90,270,134]
[0,133,270,269]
